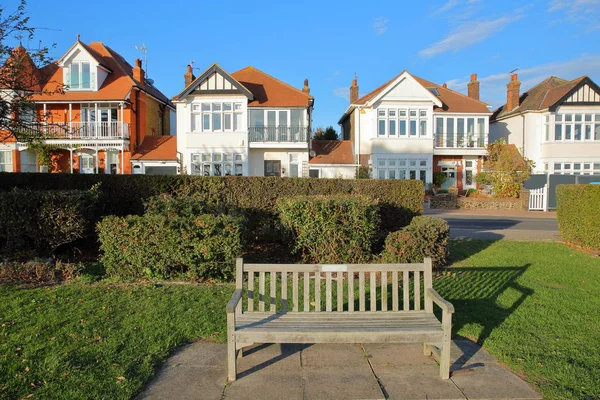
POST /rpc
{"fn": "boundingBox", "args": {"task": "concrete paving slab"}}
[376,365,466,400]
[451,364,542,400]
[224,372,304,400]
[302,366,384,400]
[301,343,365,368]
[363,343,435,368]
[451,340,497,368]
[236,343,303,377]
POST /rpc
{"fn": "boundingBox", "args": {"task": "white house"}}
[173,63,314,177]
[490,74,600,175]
[337,72,492,193]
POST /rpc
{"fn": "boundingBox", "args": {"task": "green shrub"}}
[556,185,600,251]
[277,195,380,263]
[97,213,243,281]
[380,216,450,268]
[0,260,82,283]
[0,188,99,259]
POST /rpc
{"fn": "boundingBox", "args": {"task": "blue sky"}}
[11,0,600,130]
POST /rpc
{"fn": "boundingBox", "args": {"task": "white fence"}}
[528,185,548,211]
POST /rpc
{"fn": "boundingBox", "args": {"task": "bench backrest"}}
[235,258,434,314]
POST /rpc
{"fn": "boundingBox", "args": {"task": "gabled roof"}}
[347,70,490,115]
[175,63,254,101]
[309,140,355,165]
[30,41,173,108]
[131,135,177,161]
[231,66,313,107]
[57,39,111,72]
[491,76,599,121]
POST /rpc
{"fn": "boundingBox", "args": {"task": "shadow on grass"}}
[447,239,502,265]
[435,264,533,345]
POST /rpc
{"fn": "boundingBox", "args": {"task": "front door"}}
[80,154,95,174]
[264,160,281,177]
[441,166,456,190]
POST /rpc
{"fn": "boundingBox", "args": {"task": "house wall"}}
[308,164,356,179]
[249,149,308,177]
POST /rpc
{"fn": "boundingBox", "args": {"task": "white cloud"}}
[434,0,460,15]
[419,15,523,58]
[447,54,600,108]
[333,87,350,101]
[548,0,600,31]
[373,17,389,35]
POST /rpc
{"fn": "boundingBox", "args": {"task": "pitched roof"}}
[0,46,44,91]
[351,71,490,113]
[30,41,173,108]
[231,66,313,107]
[131,135,177,160]
[309,140,355,165]
[174,62,254,100]
[491,76,594,121]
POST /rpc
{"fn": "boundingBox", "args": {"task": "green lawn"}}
[1,241,599,399]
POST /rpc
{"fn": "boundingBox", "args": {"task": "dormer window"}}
[69,62,92,90]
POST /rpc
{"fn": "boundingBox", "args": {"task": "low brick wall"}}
[429,196,457,209]
[456,197,522,210]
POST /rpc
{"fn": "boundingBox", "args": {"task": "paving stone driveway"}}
[140,340,541,400]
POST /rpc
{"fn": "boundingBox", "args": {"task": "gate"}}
[528,185,547,211]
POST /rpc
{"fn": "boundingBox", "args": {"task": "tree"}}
[0,0,62,144]
[477,138,535,197]
[312,125,339,140]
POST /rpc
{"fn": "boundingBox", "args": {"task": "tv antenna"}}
[134,43,148,75]
[509,68,519,74]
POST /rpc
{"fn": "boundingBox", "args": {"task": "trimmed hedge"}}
[556,185,600,251]
[380,216,450,268]
[97,213,243,281]
[0,260,82,283]
[0,174,423,234]
[0,188,99,259]
[277,195,380,263]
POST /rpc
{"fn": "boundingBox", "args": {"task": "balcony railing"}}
[17,122,130,140]
[435,132,487,148]
[249,126,308,143]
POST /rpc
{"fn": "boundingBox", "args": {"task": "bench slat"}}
[359,272,365,312]
[248,271,254,312]
[243,263,426,273]
[381,271,388,312]
[370,272,376,312]
[337,272,343,312]
[292,272,299,312]
[259,271,265,312]
[424,258,433,313]
[403,270,409,311]
[326,272,332,312]
[415,271,421,311]
[270,272,277,313]
[281,272,288,313]
[236,331,444,345]
[315,272,321,312]
[392,271,399,312]
[348,272,354,312]
[303,272,310,312]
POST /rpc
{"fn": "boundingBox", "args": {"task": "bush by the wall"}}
[0,188,99,259]
[277,195,380,263]
[556,185,600,251]
[0,260,82,283]
[380,216,450,268]
[97,213,243,281]
[0,174,423,234]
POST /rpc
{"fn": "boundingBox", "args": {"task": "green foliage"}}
[0,260,82,283]
[98,213,243,281]
[312,125,339,140]
[481,139,534,197]
[0,174,423,237]
[0,188,99,259]
[380,216,450,268]
[27,141,65,171]
[355,165,371,179]
[277,195,380,263]
[475,171,490,185]
[556,185,600,251]
[466,188,478,196]
[433,171,447,187]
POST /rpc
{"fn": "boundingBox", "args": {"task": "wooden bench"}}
[226,257,454,381]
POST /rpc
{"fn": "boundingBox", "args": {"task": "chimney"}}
[506,73,521,112]
[467,73,480,101]
[350,77,359,104]
[302,78,310,94]
[184,64,195,88]
[442,83,447,88]
[133,58,144,85]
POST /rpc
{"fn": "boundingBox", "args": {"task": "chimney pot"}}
[467,73,480,101]
[135,58,142,68]
[511,73,518,81]
[302,78,310,94]
[470,73,477,82]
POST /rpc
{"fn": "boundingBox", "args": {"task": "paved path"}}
[424,209,560,241]
[140,340,541,400]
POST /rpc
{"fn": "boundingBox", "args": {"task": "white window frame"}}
[463,158,477,189]
[192,102,243,133]
[68,61,93,90]
[190,152,243,176]
[550,113,600,143]
[551,160,600,175]
[376,157,428,182]
[289,153,300,177]
[377,108,429,139]
[434,115,488,148]
[0,151,13,172]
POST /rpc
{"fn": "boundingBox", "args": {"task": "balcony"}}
[249,126,308,144]
[435,132,487,148]
[17,122,130,140]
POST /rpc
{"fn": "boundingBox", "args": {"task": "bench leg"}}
[439,332,451,379]
[423,343,432,356]
[227,315,236,382]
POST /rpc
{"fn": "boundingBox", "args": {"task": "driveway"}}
[424,209,560,241]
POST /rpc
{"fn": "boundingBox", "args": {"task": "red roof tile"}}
[309,140,355,165]
[131,136,177,160]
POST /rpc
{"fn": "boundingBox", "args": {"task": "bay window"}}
[191,152,243,176]
[0,151,12,172]
[376,157,428,182]
[377,108,428,138]
[192,102,243,132]
[434,116,488,147]
[550,113,600,142]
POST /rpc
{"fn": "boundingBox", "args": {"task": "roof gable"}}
[176,63,253,100]
[549,77,600,110]
[367,71,443,107]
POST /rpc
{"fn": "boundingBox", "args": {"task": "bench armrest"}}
[226,289,243,314]
[426,288,455,314]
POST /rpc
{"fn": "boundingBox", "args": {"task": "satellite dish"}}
[309,150,316,157]
[145,78,154,85]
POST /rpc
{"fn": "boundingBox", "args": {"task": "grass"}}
[0,283,232,399]
[1,241,599,399]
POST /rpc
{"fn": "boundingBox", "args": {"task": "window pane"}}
[202,103,210,111]
[399,121,406,136]
[389,170,396,179]
[224,114,232,130]
[409,160,417,167]
[420,110,427,117]
[212,103,221,111]
[565,125,572,140]
[291,110,303,127]
[388,159,396,167]
[203,114,210,130]
[202,154,211,162]
[81,62,91,88]
[436,118,444,134]
[465,160,473,168]
[594,163,600,171]
[203,164,211,176]
[554,163,562,171]
[378,120,386,136]
[410,110,417,117]
[457,118,465,134]
[213,163,222,176]
[466,170,473,185]
[378,109,386,117]
[565,114,572,122]
[249,110,264,126]
[595,124,600,140]
[410,121,417,136]
[556,114,563,122]
[70,63,80,88]
[213,153,222,162]
[234,164,243,176]
[409,170,416,179]
[419,160,427,167]
[267,111,276,126]
[223,103,232,111]
[399,110,407,117]
[585,125,592,140]
[377,159,386,167]
[555,124,562,140]
[234,113,243,131]
[477,118,485,134]
[420,121,426,136]
[290,164,299,177]
[389,110,396,117]
[389,120,396,136]
[234,103,242,111]
[467,118,475,134]
[213,113,222,130]
[378,169,386,179]
[279,110,288,126]
[419,170,426,183]
[224,163,232,175]
[398,170,406,180]
[575,124,582,140]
